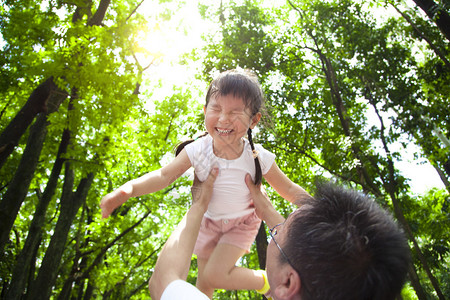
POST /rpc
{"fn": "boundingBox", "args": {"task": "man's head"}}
[266,182,410,300]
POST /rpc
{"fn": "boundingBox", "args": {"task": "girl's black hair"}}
[174,132,208,157]
[247,128,262,185]
[175,69,264,185]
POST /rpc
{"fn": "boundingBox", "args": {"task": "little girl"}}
[100,69,310,298]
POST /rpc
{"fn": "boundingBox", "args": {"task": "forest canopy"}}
[0,0,449,299]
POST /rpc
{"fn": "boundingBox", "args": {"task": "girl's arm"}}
[129,149,192,196]
[245,174,285,229]
[100,149,192,218]
[263,162,312,207]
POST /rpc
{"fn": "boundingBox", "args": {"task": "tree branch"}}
[88,0,111,26]
[79,210,152,279]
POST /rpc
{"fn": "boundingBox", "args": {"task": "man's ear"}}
[250,112,262,129]
[272,268,301,299]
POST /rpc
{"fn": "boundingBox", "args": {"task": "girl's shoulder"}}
[194,134,212,148]
[243,138,270,153]
[184,134,213,158]
[185,134,212,148]
[243,139,275,163]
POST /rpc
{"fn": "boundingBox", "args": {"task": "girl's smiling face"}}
[204,94,261,157]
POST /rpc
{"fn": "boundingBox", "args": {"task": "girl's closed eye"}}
[207,105,221,113]
[231,110,244,116]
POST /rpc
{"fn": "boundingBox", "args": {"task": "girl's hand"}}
[100,183,132,218]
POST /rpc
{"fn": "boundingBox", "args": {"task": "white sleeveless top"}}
[185,135,275,220]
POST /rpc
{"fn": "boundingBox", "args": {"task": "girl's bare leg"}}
[196,257,215,299]
[198,243,265,293]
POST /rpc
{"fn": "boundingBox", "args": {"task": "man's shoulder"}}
[161,280,209,300]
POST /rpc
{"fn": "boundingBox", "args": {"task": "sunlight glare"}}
[135,24,170,63]
[134,1,213,110]
[134,0,209,68]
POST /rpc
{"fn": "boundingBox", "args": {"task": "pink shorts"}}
[194,211,261,259]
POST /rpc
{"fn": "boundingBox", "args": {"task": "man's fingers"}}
[259,184,267,196]
[193,167,218,188]
[206,167,219,184]
[245,173,258,192]
[191,167,218,208]
[192,173,200,187]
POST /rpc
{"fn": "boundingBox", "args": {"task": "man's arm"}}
[245,173,285,229]
[148,168,218,300]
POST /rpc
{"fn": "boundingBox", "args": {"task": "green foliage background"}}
[0,0,448,299]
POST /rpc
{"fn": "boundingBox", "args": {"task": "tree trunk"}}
[0,81,67,253]
[0,114,47,255]
[2,0,110,280]
[255,222,268,270]
[0,0,107,253]
[0,77,65,169]
[444,159,450,176]
[412,0,450,41]
[82,281,94,300]
[99,243,158,299]
[26,167,94,300]
[87,0,111,26]
[58,253,83,300]
[322,52,432,299]
[58,198,93,300]
[56,210,153,299]
[4,129,71,299]
[407,261,428,300]
[391,3,450,70]
[0,0,110,170]
[320,54,382,196]
[387,178,446,300]
[368,97,445,300]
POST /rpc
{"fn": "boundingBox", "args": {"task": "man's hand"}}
[191,167,219,212]
[245,173,285,228]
